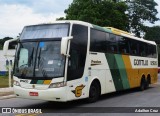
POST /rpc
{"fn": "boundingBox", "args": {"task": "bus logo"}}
[20,80,29,83]
[72,84,85,97]
[91,60,102,66]
[32,84,35,89]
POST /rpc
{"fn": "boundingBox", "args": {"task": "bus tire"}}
[140,78,146,91]
[145,76,150,89]
[145,80,149,89]
[88,81,100,103]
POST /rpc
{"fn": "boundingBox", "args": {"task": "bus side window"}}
[68,50,79,70]
[147,44,157,58]
[139,42,147,57]
[67,24,88,81]
[67,46,85,81]
[109,34,118,54]
[118,37,129,55]
[111,46,114,52]
[90,29,106,52]
[151,45,157,58]
[148,44,153,57]
[129,40,138,56]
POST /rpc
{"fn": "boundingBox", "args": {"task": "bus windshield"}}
[14,41,65,79]
[20,24,69,40]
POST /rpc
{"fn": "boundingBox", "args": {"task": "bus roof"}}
[105,27,156,45]
[24,20,156,45]
[24,20,93,28]
[121,33,156,45]
[105,27,132,36]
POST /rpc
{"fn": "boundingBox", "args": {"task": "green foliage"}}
[0,44,3,50]
[0,76,13,88]
[0,76,9,88]
[63,0,159,36]
[0,37,15,50]
[144,26,160,66]
[144,26,160,42]
[65,0,129,31]
[126,0,159,37]
[56,17,66,20]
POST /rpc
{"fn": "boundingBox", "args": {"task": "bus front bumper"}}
[14,86,67,102]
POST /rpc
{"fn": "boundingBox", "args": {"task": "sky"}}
[0,0,160,39]
[0,0,73,38]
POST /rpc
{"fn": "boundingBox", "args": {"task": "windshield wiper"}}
[29,47,34,66]
[38,48,41,68]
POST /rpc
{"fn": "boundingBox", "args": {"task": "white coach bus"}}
[3,20,158,102]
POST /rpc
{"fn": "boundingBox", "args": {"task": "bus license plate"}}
[29,92,39,96]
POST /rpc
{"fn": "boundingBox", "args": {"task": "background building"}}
[0,50,15,75]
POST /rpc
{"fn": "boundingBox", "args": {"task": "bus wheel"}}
[145,77,150,89]
[140,78,146,91]
[145,80,149,89]
[88,81,100,103]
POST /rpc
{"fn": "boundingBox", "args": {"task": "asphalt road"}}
[1,75,160,116]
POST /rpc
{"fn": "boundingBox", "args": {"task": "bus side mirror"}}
[15,45,17,49]
[61,36,73,57]
[3,38,18,58]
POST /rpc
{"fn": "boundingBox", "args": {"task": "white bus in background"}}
[3,20,158,102]
[0,50,15,75]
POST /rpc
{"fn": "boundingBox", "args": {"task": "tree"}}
[144,26,160,66]
[126,0,159,37]
[145,26,160,42]
[0,39,3,50]
[0,37,14,50]
[56,17,65,21]
[64,0,129,31]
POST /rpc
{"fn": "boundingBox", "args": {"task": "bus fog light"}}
[49,82,67,88]
[13,80,21,86]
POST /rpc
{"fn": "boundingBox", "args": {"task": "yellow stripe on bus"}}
[122,55,133,88]
[43,80,52,85]
[122,55,158,88]
[122,55,139,88]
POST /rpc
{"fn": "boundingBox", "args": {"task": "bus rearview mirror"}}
[61,36,73,57]
[3,38,18,58]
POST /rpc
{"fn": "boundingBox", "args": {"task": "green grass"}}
[0,76,12,88]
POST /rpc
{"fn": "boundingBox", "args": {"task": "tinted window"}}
[90,29,106,52]
[108,34,118,53]
[117,37,130,54]
[129,40,139,56]
[148,45,157,58]
[67,24,88,81]
[148,44,153,57]
[139,42,147,57]
[153,45,157,58]
[90,28,157,58]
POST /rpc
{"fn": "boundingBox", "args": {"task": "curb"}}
[0,87,13,92]
[0,94,16,100]
[0,87,15,100]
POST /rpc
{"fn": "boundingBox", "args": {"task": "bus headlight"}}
[49,82,67,88]
[13,80,21,86]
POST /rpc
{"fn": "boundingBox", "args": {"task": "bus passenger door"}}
[66,24,88,101]
[66,49,87,100]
